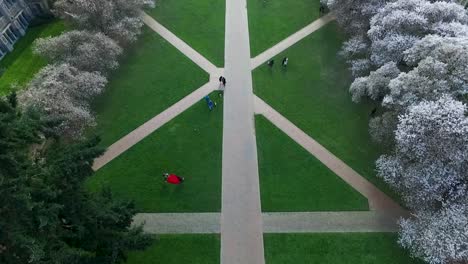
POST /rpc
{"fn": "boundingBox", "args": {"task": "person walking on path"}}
[282,57,288,68]
[267,59,274,68]
[219,76,227,89]
[319,3,326,15]
[164,173,184,184]
[219,76,224,88]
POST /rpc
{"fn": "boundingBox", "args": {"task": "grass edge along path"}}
[125,234,220,264]
[264,233,423,264]
[147,0,225,67]
[255,115,369,212]
[252,22,399,201]
[247,0,321,57]
[91,26,208,147]
[88,92,223,213]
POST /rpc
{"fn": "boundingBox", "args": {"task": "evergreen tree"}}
[0,97,151,264]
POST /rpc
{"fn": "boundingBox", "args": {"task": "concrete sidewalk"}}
[133,212,400,234]
[221,0,265,263]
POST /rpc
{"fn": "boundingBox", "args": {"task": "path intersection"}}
[92,7,407,264]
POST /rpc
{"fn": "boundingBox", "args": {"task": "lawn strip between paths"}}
[88,92,223,213]
[125,234,220,264]
[252,22,400,201]
[256,115,369,212]
[146,0,225,67]
[142,12,219,74]
[92,26,209,147]
[254,96,407,217]
[251,14,335,70]
[264,233,424,264]
[93,80,218,171]
[247,0,322,57]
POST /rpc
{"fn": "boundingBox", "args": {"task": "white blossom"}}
[377,96,468,210]
[53,0,155,44]
[350,62,400,102]
[400,202,468,264]
[34,30,123,73]
[19,64,107,137]
[384,35,468,108]
[368,0,468,66]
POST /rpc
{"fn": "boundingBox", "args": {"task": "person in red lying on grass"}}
[163,173,184,184]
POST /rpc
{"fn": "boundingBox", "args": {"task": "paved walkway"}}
[133,211,399,234]
[221,0,265,263]
[92,81,218,170]
[93,14,225,171]
[133,213,220,234]
[254,96,408,217]
[251,14,335,70]
[263,211,399,233]
[93,9,407,257]
[94,14,336,173]
[142,13,218,74]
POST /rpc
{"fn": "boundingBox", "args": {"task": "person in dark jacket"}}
[267,59,274,68]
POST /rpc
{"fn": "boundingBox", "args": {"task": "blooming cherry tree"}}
[19,64,107,137]
[34,30,123,74]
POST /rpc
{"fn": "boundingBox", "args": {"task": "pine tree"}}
[0,97,151,264]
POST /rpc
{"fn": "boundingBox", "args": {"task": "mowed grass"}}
[92,27,208,147]
[252,22,394,197]
[256,116,368,211]
[88,92,223,212]
[148,0,225,67]
[247,0,321,57]
[0,20,66,95]
[126,235,220,264]
[264,233,423,264]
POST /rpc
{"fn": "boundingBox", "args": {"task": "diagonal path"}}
[251,14,335,70]
[92,80,218,171]
[142,12,219,74]
[221,0,265,263]
[132,212,399,234]
[94,9,406,258]
[254,96,408,218]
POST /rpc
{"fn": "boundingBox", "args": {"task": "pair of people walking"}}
[267,57,289,68]
[219,76,227,87]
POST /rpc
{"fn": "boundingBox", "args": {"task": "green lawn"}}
[92,27,208,147]
[264,233,423,264]
[88,92,223,212]
[256,116,368,211]
[148,0,225,67]
[252,22,395,197]
[126,235,220,264]
[0,20,66,95]
[247,0,321,57]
